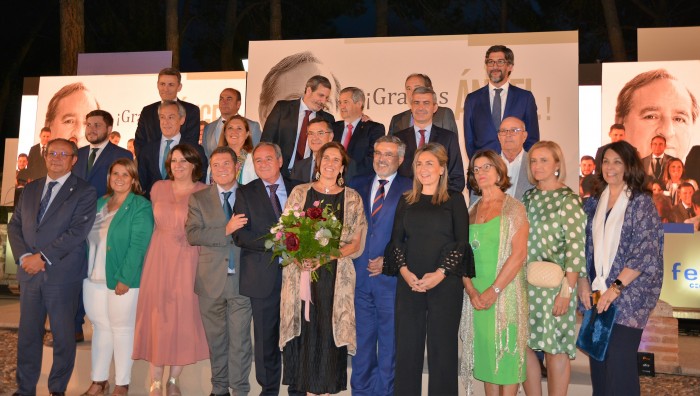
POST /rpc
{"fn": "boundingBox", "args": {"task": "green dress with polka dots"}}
[522,187,586,358]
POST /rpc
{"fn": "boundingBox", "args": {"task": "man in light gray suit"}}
[388,73,458,135]
[498,116,534,201]
[186,146,253,396]
[203,88,262,158]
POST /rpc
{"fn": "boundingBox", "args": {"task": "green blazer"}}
[96,192,154,289]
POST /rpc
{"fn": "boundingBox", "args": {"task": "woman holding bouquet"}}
[279,141,367,395]
[385,143,474,395]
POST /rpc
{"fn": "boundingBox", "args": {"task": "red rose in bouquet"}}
[306,207,323,219]
[285,232,300,251]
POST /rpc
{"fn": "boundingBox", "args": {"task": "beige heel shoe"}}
[149,380,162,396]
[111,384,129,395]
[166,377,181,396]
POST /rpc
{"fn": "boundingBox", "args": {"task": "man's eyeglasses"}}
[485,59,509,67]
[472,163,495,174]
[497,128,524,136]
[46,151,74,159]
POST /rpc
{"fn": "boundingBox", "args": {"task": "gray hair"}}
[340,87,365,109]
[411,86,437,103]
[253,141,283,159]
[375,135,406,157]
[158,100,186,118]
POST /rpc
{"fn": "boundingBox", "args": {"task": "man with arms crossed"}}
[233,142,293,395]
[186,146,252,396]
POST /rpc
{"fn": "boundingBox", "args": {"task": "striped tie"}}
[371,179,388,217]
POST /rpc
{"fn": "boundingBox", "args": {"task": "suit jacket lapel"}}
[40,175,77,224]
[254,180,278,221]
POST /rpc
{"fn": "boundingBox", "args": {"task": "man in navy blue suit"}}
[349,135,412,396]
[9,138,97,396]
[332,87,385,183]
[134,68,200,156]
[74,110,133,197]
[396,87,465,193]
[138,100,208,198]
[463,45,539,158]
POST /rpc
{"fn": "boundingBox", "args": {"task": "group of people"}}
[9,44,666,396]
[580,123,700,229]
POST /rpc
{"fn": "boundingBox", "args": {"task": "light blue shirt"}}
[159,133,182,169]
[413,124,433,147]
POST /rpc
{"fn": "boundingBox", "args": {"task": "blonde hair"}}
[405,143,450,205]
[526,141,567,185]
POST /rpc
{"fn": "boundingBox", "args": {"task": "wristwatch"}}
[492,285,501,294]
[438,268,447,276]
[612,279,626,291]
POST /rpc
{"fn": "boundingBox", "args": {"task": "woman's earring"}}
[337,176,345,187]
[555,170,560,177]
[315,171,321,181]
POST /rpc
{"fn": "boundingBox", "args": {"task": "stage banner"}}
[246,32,580,190]
[20,71,247,155]
[601,61,700,163]
[660,230,700,312]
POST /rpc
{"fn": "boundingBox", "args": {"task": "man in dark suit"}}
[8,138,97,396]
[641,135,677,185]
[203,88,262,158]
[686,145,700,184]
[186,146,253,396]
[348,135,412,396]
[289,118,333,185]
[388,73,458,135]
[74,110,133,197]
[233,142,293,396]
[260,75,335,177]
[134,68,200,156]
[463,45,539,158]
[333,87,385,182]
[670,182,696,223]
[27,127,51,181]
[396,86,465,193]
[138,101,207,198]
[595,124,628,164]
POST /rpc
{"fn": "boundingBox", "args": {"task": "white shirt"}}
[217,183,238,274]
[413,124,433,147]
[489,82,510,121]
[159,133,182,168]
[87,205,117,283]
[289,100,317,169]
[502,149,524,198]
[88,139,110,165]
[370,172,398,203]
[341,117,361,145]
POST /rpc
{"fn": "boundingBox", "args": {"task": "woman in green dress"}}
[460,150,529,396]
[521,141,586,396]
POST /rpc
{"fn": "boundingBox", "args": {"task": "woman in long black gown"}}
[279,142,367,395]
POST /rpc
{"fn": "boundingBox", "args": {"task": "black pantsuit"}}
[589,324,644,396]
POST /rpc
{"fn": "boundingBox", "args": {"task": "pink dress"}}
[132,180,210,365]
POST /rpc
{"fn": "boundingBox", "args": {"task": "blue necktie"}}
[222,191,235,271]
[492,88,503,129]
[37,181,58,224]
[372,179,388,218]
[161,139,173,179]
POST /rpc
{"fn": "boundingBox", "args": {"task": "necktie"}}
[654,158,661,178]
[222,191,235,271]
[37,181,58,223]
[161,139,173,179]
[267,184,282,218]
[372,179,389,217]
[87,148,99,174]
[418,130,426,148]
[492,88,503,129]
[297,110,312,160]
[342,124,354,149]
[41,145,46,157]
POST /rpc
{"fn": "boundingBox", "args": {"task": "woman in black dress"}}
[385,143,474,395]
[279,142,367,395]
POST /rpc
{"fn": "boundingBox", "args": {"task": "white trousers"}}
[83,280,139,386]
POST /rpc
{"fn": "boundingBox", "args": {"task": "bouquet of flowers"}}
[264,200,343,281]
